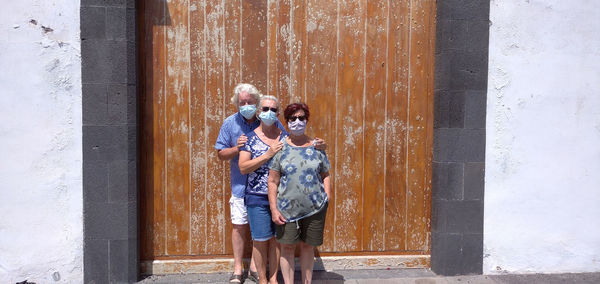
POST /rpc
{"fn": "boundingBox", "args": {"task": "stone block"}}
[83,160,108,203]
[108,83,128,125]
[446,200,484,234]
[434,90,449,129]
[108,159,129,202]
[82,83,107,125]
[465,90,487,129]
[462,233,484,274]
[437,19,468,52]
[84,202,129,240]
[449,90,465,128]
[84,239,109,284]
[81,6,106,40]
[464,162,485,200]
[107,7,126,40]
[431,232,462,275]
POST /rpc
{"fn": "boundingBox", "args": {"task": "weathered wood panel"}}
[406,0,434,251]
[305,0,338,252]
[164,0,191,255]
[204,0,228,255]
[384,0,411,251]
[334,0,365,252]
[140,0,435,260]
[189,0,207,255]
[363,0,388,252]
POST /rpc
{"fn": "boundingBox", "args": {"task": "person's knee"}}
[280,243,295,253]
[233,224,248,232]
[253,240,269,248]
[300,241,313,250]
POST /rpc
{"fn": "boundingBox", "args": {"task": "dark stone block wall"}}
[81,0,138,283]
[431,0,490,275]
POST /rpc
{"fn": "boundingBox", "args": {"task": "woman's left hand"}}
[271,208,287,225]
[313,137,327,150]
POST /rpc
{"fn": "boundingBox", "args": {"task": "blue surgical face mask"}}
[258,110,278,126]
[288,119,306,136]
[239,104,256,119]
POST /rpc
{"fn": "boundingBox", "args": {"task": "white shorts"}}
[229,196,248,225]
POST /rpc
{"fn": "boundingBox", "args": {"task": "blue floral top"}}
[241,130,288,206]
[269,139,331,222]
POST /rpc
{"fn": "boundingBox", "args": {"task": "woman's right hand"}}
[266,140,283,157]
[271,208,287,225]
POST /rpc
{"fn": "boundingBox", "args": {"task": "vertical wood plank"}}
[290,0,307,102]
[241,0,268,92]
[189,0,207,255]
[165,0,191,255]
[204,0,228,255]
[277,0,292,105]
[385,0,410,251]
[305,0,338,252]
[335,0,365,252]
[222,0,242,255]
[406,0,433,251]
[266,0,278,96]
[146,0,168,258]
[140,0,160,260]
[423,0,436,254]
[362,0,388,252]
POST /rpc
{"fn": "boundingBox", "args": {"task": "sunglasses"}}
[262,107,278,112]
[288,115,306,122]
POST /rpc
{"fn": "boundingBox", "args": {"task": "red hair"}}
[284,103,310,122]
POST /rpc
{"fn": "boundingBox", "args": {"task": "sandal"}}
[229,273,243,283]
[246,270,259,283]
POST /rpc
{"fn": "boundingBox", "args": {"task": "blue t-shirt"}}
[241,130,289,206]
[214,112,284,198]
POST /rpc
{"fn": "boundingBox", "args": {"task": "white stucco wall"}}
[485,0,600,274]
[0,0,82,283]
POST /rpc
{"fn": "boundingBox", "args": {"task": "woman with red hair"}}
[267,103,331,284]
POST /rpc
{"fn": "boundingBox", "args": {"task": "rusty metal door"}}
[140,0,435,270]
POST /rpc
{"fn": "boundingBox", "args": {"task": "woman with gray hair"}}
[239,95,286,284]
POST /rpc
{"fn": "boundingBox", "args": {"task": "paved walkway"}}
[138,269,600,283]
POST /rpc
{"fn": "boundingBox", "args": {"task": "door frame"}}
[81,0,489,281]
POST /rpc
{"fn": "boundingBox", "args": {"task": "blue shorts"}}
[247,205,276,242]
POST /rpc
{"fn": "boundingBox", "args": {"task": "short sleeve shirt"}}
[241,130,288,206]
[269,139,331,222]
[214,112,284,198]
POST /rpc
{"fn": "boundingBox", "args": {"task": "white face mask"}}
[287,119,306,136]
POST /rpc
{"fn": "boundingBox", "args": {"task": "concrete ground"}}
[138,269,600,284]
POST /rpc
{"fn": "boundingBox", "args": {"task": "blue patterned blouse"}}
[241,130,288,206]
[268,139,331,221]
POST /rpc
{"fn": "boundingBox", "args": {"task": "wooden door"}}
[140,0,435,267]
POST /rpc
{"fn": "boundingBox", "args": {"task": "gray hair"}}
[231,83,260,105]
[259,95,279,109]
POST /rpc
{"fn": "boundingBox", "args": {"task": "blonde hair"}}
[231,83,260,105]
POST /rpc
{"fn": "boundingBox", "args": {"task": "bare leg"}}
[299,242,315,284]
[252,240,269,284]
[267,238,280,284]
[250,252,257,273]
[232,224,249,275]
[279,243,296,284]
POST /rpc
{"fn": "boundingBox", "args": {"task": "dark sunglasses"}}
[288,115,306,122]
[262,107,278,112]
